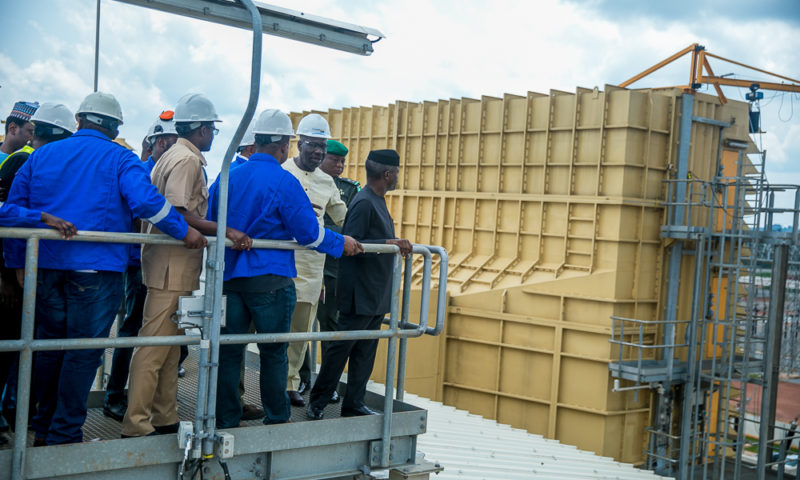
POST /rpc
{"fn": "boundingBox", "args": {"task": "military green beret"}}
[326,139,348,157]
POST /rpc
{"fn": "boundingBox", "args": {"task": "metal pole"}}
[203,0,262,457]
[757,242,790,478]
[93,0,100,91]
[792,189,800,244]
[678,238,706,479]
[396,256,413,400]
[776,420,798,480]
[10,237,39,480]
[422,245,449,336]
[194,246,215,452]
[767,191,776,232]
[657,93,694,475]
[381,254,402,467]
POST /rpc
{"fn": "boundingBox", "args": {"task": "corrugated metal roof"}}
[371,386,663,480]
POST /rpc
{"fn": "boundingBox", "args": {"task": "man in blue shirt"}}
[232,122,255,169]
[143,110,179,172]
[4,91,206,445]
[0,102,77,435]
[0,203,75,234]
[208,109,363,427]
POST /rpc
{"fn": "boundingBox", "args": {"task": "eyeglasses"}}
[301,140,327,151]
[203,124,219,136]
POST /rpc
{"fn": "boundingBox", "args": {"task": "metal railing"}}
[609,315,691,384]
[0,227,447,480]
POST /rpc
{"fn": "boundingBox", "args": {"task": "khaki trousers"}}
[121,288,190,436]
[286,301,318,390]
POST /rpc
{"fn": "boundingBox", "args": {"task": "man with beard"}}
[281,114,347,407]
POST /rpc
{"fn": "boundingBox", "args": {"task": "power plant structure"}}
[294,79,800,478]
[1,0,798,477]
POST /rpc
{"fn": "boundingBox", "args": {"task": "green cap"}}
[326,139,348,157]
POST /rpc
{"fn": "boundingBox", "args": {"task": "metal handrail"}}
[0,227,446,479]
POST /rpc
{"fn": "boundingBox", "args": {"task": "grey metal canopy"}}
[113,0,385,55]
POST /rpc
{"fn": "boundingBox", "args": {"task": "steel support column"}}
[202,0,262,457]
[657,93,694,476]
[757,243,790,478]
[10,238,40,480]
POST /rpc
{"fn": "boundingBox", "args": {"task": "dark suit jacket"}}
[336,185,395,316]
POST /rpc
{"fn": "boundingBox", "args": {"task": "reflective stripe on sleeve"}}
[146,200,172,224]
[303,224,325,249]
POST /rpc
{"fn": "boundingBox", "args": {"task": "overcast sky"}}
[2,0,799,220]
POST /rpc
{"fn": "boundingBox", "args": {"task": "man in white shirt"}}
[282,114,346,406]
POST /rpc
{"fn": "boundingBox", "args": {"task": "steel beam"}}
[656,93,694,476]
[0,403,425,479]
[112,0,385,55]
[10,238,39,480]
[757,243,790,478]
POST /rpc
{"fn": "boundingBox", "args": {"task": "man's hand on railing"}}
[386,238,412,257]
[226,227,253,251]
[342,235,364,256]
[182,226,208,249]
[41,212,77,239]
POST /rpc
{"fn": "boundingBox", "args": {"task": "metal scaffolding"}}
[609,93,800,479]
[0,228,448,480]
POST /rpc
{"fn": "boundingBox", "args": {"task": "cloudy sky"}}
[2,0,799,218]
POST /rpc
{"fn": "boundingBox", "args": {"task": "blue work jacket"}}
[4,129,188,271]
[128,155,158,268]
[208,152,344,281]
[231,154,248,170]
[0,202,42,228]
[210,154,248,188]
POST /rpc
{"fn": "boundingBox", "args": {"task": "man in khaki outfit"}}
[122,94,251,437]
[282,114,347,407]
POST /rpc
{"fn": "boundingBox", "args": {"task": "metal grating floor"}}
[3,346,352,447]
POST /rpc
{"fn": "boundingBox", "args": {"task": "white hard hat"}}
[147,116,178,140]
[173,93,221,123]
[295,113,331,139]
[238,123,256,148]
[253,109,295,137]
[30,103,76,134]
[75,92,123,124]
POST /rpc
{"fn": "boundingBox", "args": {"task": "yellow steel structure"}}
[292,86,752,464]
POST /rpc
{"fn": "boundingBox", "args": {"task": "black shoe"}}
[341,405,379,417]
[241,404,265,421]
[287,390,306,407]
[0,433,8,445]
[153,423,179,434]
[33,436,48,446]
[103,402,126,422]
[297,381,308,395]
[306,405,324,420]
[0,413,8,432]
[329,390,340,404]
[178,365,186,378]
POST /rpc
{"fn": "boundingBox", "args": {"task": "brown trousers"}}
[121,288,190,436]
[286,301,318,390]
